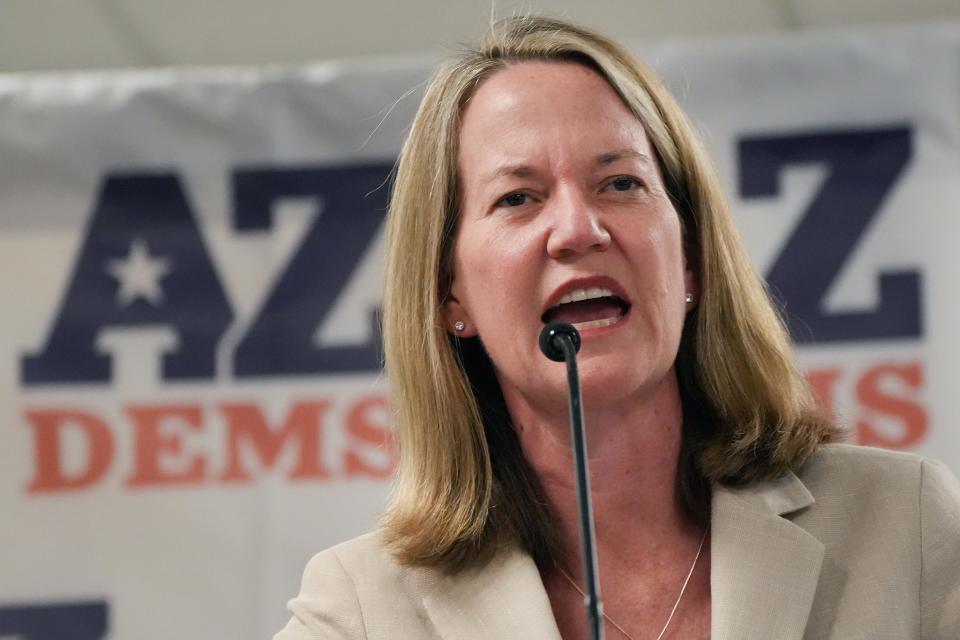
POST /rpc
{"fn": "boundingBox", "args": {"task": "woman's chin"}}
[576,357,672,408]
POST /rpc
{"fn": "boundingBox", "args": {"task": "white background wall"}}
[2,0,960,73]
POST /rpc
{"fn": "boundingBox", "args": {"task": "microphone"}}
[538,320,581,362]
[538,321,604,640]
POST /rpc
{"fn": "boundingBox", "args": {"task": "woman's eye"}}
[497,192,528,207]
[608,176,641,192]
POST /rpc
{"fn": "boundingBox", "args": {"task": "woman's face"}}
[446,61,695,411]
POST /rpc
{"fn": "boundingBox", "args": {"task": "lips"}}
[541,280,631,330]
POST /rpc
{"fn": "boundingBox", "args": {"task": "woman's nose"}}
[545,190,611,259]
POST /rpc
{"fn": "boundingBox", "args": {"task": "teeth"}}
[572,315,623,330]
[558,286,614,305]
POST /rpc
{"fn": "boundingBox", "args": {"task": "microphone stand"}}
[539,321,604,640]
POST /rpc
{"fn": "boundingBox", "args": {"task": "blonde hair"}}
[380,15,838,572]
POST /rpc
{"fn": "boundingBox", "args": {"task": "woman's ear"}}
[442,295,478,337]
[683,242,701,310]
[684,269,699,308]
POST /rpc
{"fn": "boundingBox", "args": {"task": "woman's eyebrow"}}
[482,150,651,184]
[485,164,537,182]
[595,148,653,166]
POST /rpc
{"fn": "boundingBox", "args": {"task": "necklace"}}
[556,526,708,640]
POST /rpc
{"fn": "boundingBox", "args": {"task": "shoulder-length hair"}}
[380,15,838,572]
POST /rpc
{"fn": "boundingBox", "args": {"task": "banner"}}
[1,25,958,639]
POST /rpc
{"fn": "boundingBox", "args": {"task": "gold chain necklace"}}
[556,526,708,640]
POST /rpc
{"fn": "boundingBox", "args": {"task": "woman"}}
[275,16,960,639]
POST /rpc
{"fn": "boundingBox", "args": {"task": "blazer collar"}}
[710,470,825,640]
[422,470,824,640]
[422,546,562,640]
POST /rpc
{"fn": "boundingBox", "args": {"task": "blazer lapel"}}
[422,546,562,640]
[423,471,824,640]
[711,471,825,640]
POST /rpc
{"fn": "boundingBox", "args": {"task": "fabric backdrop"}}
[1,24,958,640]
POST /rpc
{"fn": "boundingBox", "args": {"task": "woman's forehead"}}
[457,61,652,175]
[462,61,631,125]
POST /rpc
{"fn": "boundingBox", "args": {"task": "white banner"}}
[1,25,958,640]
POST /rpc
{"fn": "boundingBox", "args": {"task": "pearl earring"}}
[454,320,465,332]
[685,293,694,303]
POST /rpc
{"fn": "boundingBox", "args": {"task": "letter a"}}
[21,173,233,384]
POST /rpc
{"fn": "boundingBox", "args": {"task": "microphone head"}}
[538,321,581,362]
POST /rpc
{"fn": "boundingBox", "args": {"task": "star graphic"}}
[106,239,173,307]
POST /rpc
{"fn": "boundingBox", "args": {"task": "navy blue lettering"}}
[0,601,107,640]
[739,127,921,343]
[21,174,233,384]
[232,163,391,375]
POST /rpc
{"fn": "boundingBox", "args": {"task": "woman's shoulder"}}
[790,445,960,634]
[316,530,395,572]
[792,443,960,534]
[797,444,939,484]
[275,532,444,640]
[302,530,442,592]
[796,442,955,493]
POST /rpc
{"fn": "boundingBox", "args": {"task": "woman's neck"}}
[504,368,697,568]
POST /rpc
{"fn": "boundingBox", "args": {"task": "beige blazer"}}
[274,445,960,639]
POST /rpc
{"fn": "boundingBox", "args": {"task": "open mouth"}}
[541,287,630,331]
